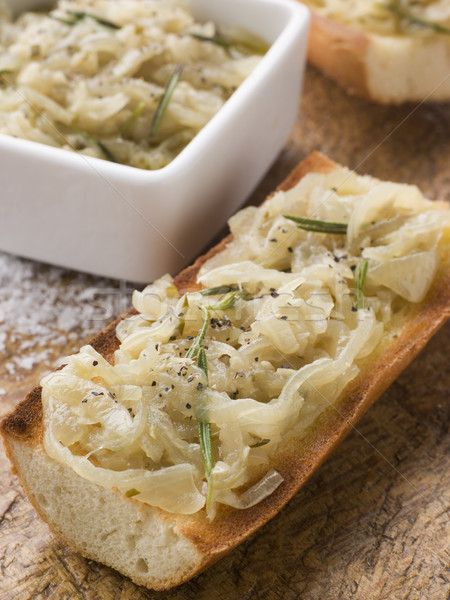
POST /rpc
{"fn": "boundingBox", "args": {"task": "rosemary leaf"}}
[354,260,369,310]
[49,14,78,26]
[79,129,118,163]
[194,347,213,511]
[197,347,209,382]
[198,421,213,477]
[119,101,146,135]
[198,420,213,510]
[125,488,140,498]
[150,63,184,137]
[283,214,348,234]
[97,140,118,163]
[200,285,239,296]
[184,303,215,510]
[67,10,120,30]
[191,33,231,47]
[206,291,238,312]
[185,305,209,360]
[383,2,450,35]
[250,438,271,448]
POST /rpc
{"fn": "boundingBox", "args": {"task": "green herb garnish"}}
[196,347,208,380]
[97,140,118,163]
[250,438,271,448]
[185,305,209,360]
[200,285,239,296]
[283,215,348,234]
[383,2,450,35]
[206,291,238,312]
[191,33,231,47]
[67,10,121,30]
[150,63,184,137]
[119,101,146,135]
[200,285,249,310]
[79,130,118,163]
[354,260,369,310]
[125,488,140,498]
[187,327,213,511]
[49,14,78,26]
[198,420,213,509]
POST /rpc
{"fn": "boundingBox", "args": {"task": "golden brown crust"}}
[2,150,450,586]
[1,386,43,447]
[306,12,373,101]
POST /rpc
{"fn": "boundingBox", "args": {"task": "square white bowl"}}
[0,0,310,282]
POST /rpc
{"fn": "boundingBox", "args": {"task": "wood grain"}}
[1,65,449,599]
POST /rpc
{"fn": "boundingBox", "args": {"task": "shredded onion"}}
[41,167,450,517]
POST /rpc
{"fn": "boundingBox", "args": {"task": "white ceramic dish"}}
[0,0,310,282]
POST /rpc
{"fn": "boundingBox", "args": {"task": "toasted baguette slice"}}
[299,2,450,104]
[2,152,450,591]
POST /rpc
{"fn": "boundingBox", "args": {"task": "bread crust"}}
[307,12,373,100]
[2,151,450,589]
[303,6,450,104]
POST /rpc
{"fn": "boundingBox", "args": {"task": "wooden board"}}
[1,65,449,600]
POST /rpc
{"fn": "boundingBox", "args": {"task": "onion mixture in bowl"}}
[41,168,450,519]
[0,0,265,169]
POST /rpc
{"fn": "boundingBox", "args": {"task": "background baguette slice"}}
[301,7,450,104]
[2,152,450,591]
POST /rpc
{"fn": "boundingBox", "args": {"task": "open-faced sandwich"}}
[298,0,450,104]
[2,152,450,590]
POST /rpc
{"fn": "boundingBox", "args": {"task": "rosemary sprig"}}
[354,260,369,310]
[196,347,208,380]
[191,33,231,47]
[283,214,348,234]
[383,2,450,35]
[250,438,271,448]
[150,63,184,137]
[200,285,250,310]
[49,14,78,26]
[206,291,238,312]
[198,420,213,508]
[67,10,121,30]
[185,305,209,360]
[78,129,118,163]
[119,101,146,135]
[187,330,213,511]
[200,285,239,296]
[96,140,118,163]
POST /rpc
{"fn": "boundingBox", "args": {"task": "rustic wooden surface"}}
[1,65,449,600]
